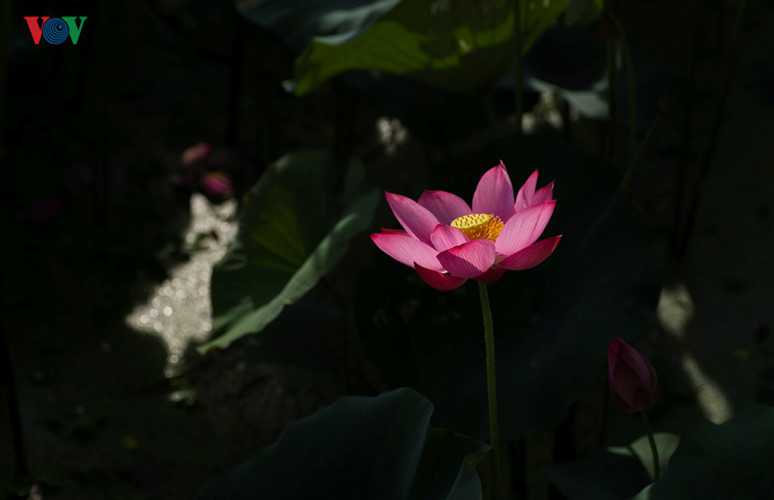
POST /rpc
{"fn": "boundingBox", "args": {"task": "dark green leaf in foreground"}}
[634,405,774,499]
[293,0,571,96]
[542,433,679,499]
[195,388,489,499]
[198,150,378,353]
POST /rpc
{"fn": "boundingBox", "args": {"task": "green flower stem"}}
[639,410,660,480]
[478,282,500,498]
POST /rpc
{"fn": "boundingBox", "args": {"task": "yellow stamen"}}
[451,213,503,242]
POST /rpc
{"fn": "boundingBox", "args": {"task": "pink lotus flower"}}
[608,337,660,413]
[371,162,561,290]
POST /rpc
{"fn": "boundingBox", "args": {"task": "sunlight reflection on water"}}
[125,193,238,377]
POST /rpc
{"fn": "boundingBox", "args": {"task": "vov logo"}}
[24,17,87,45]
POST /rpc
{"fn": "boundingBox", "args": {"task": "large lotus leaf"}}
[542,433,679,499]
[198,150,378,353]
[195,388,489,499]
[293,0,571,96]
[564,0,603,26]
[624,432,680,481]
[237,0,401,53]
[543,448,649,500]
[634,405,774,499]
[447,459,484,500]
[491,19,609,119]
[358,136,663,441]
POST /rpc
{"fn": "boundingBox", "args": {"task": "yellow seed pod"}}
[451,213,504,242]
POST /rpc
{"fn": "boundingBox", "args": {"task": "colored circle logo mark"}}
[42,18,69,45]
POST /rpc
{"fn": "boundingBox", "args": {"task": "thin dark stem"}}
[549,403,578,500]
[226,7,244,148]
[608,13,637,170]
[482,93,500,139]
[560,94,572,142]
[0,326,28,478]
[605,24,617,165]
[478,282,500,499]
[321,276,389,396]
[416,86,435,172]
[598,367,611,447]
[321,279,353,393]
[677,0,748,259]
[330,83,359,197]
[346,88,360,160]
[553,402,578,461]
[514,0,523,135]
[619,110,664,200]
[0,0,11,160]
[441,93,452,165]
[509,440,527,499]
[672,0,703,257]
[640,411,660,480]
[91,0,114,233]
[256,75,271,167]
[77,0,116,233]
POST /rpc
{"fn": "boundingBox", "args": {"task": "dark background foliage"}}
[2,0,773,498]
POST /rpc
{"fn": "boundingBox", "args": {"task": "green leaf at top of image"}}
[197,150,379,353]
[195,388,489,499]
[564,0,603,26]
[634,405,774,499]
[237,0,402,53]
[293,0,571,96]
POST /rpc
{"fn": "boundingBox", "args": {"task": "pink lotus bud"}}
[608,337,660,413]
[200,171,233,198]
[181,142,212,167]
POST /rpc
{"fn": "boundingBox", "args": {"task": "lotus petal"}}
[371,233,443,271]
[495,201,555,256]
[414,263,467,291]
[497,236,561,270]
[472,161,515,221]
[385,192,440,246]
[437,239,496,279]
[419,190,471,225]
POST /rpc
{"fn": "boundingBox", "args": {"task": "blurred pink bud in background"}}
[181,142,212,167]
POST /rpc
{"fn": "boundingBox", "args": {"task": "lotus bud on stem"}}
[608,337,662,480]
